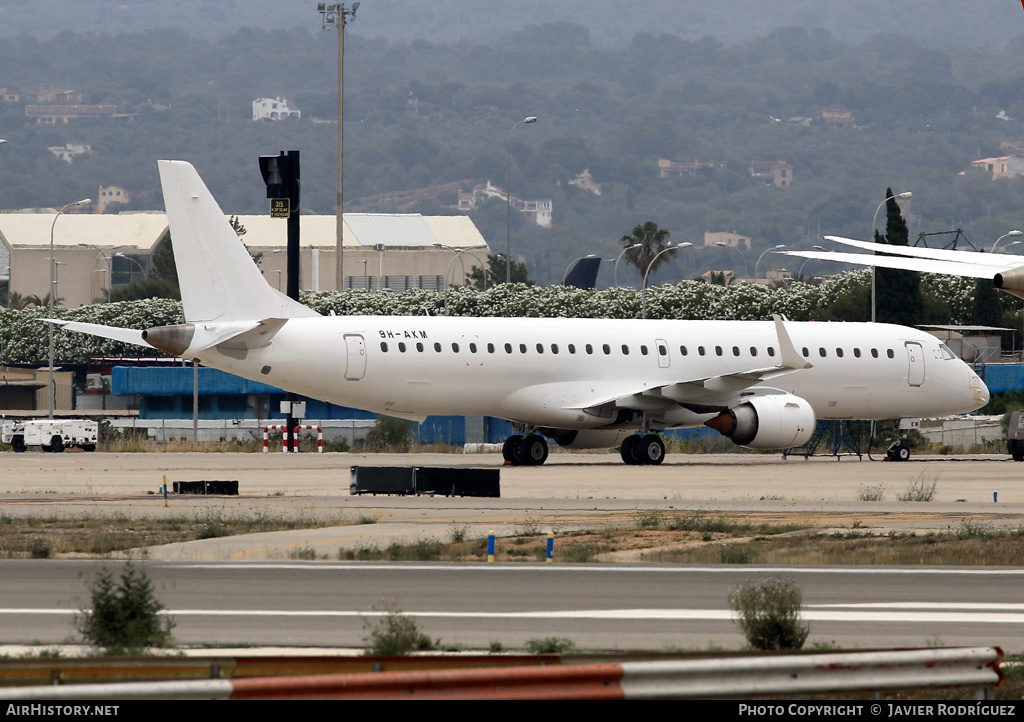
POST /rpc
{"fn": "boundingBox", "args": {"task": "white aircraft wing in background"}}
[782,235,1024,297]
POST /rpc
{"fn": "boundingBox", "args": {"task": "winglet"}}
[773,314,811,370]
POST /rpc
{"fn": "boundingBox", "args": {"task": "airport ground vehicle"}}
[0,419,98,452]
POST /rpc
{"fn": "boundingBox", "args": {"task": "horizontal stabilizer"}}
[43,319,153,349]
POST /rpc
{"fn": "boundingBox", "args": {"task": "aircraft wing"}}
[823,235,1024,269]
[567,315,812,413]
[781,249,1004,278]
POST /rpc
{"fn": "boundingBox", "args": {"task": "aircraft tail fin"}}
[157,160,319,324]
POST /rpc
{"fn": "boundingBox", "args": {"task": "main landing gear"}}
[620,433,665,466]
[502,433,549,466]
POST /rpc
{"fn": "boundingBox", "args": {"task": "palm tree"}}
[620,221,673,279]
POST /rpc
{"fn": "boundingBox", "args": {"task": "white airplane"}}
[783,235,1024,299]
[48,162,989,465]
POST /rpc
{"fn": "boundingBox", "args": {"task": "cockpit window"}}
[939,344,956,360]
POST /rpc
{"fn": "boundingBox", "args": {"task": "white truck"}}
[1,419,98,453]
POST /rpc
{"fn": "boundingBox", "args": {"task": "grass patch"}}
[898,474,938,502]
[857,485,886,502]
[526,637,579,654]
[0,511,358,557]
[362,605,435,656]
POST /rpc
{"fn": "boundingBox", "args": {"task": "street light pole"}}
[715,241,748,278]
[991,230,1022,253]
[642,242,692,319]
[319,3,359,292]
[614,244,642,288]
[506,116,537,284]
[754,244,786,279]
[48,198,91,418]
[870,191,912,323]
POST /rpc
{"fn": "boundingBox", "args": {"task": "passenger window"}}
[871,348,879,358]
[469,343,477,353]
[887,349,895,359]
[504,343,512,354]
[434,342,442,352]
[715,346,723,356]
[586,344,593,354]
[520,343,527,353]
[853,348,861,358]
[680,345,688,356]
[818,347,826,357]
[416,342,424,352]
[836,348,843,358]
[698,346,706,356]
[451,343,459,353]
[568,344,576,354]
[658,345,666,356]
[487,343,495,353]
[802,347,809,358]
[380,342,388,352]
[399,342,407,352]
[767,347,775,357]
[603,344,611,355]
[641,345,649,356]
[732,346,740,356]
[749,347,758,357]
[621,344,629,355]
[551,344,559,354]
[536,343,544,354]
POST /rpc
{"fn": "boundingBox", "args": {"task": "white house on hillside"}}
[252,97,301,121]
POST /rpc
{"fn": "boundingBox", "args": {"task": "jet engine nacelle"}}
[705,393,815,449]
[541,428,632,449]
[994,267,1024,301]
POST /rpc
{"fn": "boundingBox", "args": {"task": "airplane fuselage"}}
[197,315,987,432]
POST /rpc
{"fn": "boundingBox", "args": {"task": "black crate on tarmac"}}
[349,466,499,497]
[173,480,239,495]
[415,467,500,497]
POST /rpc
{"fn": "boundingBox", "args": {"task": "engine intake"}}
[705,393,815,449]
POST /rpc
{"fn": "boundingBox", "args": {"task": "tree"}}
[108,238,180,302]
[364,415,415,452]
[729,577,808,651]
[467,254,533,289]
[619,221,673,280]
[76,563,175,655]
[874,188,922,325]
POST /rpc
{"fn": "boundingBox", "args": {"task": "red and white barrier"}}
[262,424,323,453]
[293,424,323,453]
[262,425,289,453]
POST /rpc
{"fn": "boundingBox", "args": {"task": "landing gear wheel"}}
[502,435,524,464]
[11,435,25,453]
[888,444,910,462]
[638,434,665,465]
[49,436,64,453]
[520,434,549,466]
[1009,440,1024,461]
[620,435,641,465]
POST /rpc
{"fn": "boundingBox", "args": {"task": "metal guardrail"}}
[1,647,1003,700]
